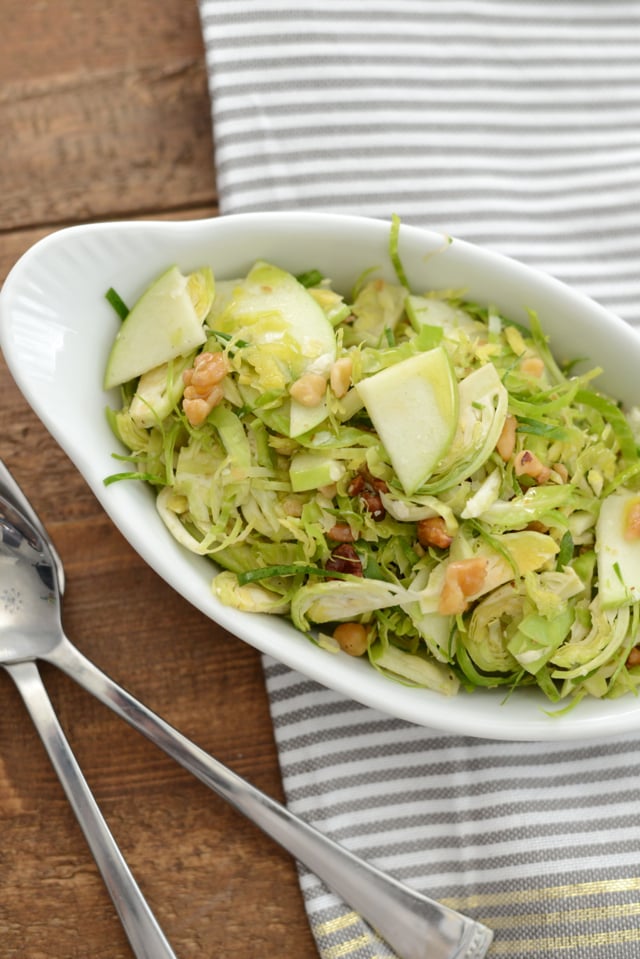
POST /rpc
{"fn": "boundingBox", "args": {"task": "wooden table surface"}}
[0,2,318,956]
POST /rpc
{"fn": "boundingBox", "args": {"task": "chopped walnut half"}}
[328,523,356,543]
[496,414,518,462]
[520,355,545,378]
[182,352,230,426]
[347,470,388,522]
[325,543,363,578]
[416,516,452,549]
[289,371,327,407]
[438,557,488,616]
[329,357,353,398]
[627,647,640,667]
[514,449,551,485]
[333,622,369,657]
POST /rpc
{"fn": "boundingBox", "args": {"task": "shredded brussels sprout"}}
[104,228,640,709]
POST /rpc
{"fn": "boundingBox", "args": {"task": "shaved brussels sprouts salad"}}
[104,221,640,709]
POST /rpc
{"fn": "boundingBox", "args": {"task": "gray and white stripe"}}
[201,0,640,326]
[264,659,640,957]
[198,2,640,955]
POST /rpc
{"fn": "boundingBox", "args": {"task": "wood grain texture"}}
[1,0,216,229]
[0,2,318,956]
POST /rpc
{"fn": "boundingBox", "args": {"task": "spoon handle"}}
[51,636,492,959]
[4,661,179,959]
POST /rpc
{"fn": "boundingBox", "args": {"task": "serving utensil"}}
[0,464,493,959]
[0,463,179,959]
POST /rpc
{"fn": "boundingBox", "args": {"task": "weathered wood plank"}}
[0,1,319,955]
[1,60,216,228]
[1,0,216,230]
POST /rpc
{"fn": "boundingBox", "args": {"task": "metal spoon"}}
[0,483,179,958]
[0,482,493,959]
[0,459,65,593]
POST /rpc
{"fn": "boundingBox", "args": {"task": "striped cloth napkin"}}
[197,3,640,957]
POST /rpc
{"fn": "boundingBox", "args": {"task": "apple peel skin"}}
[355,347,458,496]
[104,266,212,389]
[207,260,337,439]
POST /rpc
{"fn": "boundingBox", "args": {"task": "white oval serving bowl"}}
[2,211,640,741]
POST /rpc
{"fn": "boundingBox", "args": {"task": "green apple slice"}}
[214,261,336,378]
[104,266,210,389]
[212,261,337,437]
[289,396,330,438]
[405,294,479,335]
[289,450,346,492]
[307,286,351,326]
[356,347,458,495]
[425,362,508,493]
[596,491,640,608]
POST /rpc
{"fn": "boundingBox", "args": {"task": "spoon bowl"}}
[0,496,60,657]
